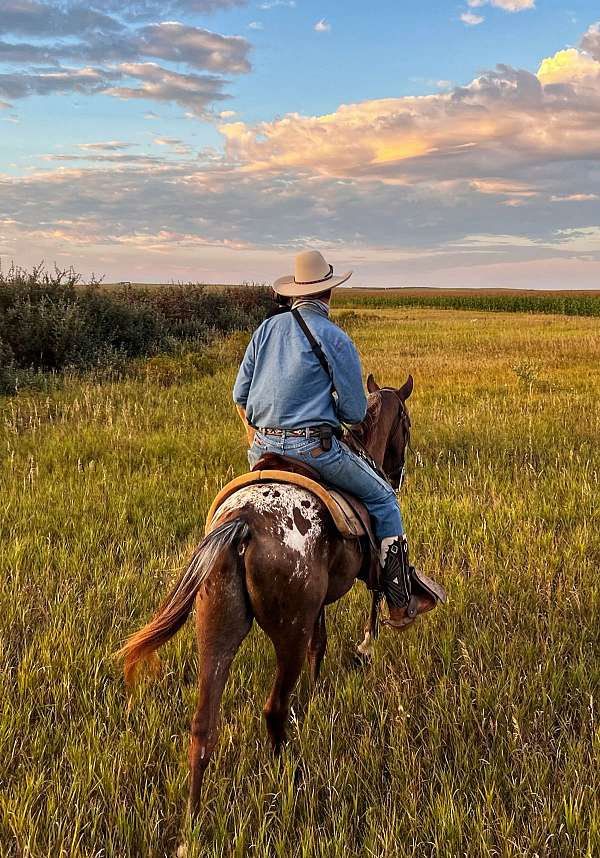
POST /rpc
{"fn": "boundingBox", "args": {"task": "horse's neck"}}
[364,402,395,467]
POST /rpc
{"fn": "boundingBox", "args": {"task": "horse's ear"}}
[398,374,413,401]
[366,374,380,393]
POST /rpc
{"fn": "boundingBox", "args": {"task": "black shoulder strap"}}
[291,308,334,388]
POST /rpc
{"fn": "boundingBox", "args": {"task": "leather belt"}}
[260,426,321,438]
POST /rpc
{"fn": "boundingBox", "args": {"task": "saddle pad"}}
[206,470,366,540]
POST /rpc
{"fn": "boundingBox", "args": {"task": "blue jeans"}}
[248,431,403,540]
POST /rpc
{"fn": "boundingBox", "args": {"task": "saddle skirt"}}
[205,454,379,586]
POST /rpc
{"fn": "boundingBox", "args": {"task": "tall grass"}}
[334,290,600,317]
[1,308,599,857]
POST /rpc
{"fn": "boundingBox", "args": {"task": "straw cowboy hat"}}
[273,250,352,297]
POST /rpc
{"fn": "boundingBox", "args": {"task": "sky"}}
[1,0,600,288]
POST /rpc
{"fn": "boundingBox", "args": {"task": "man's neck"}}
[292,297,330,317]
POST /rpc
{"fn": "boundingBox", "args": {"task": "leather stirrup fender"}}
[411,568,447,604]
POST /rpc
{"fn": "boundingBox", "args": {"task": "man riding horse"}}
[117,251,447,819]
[233,249,442,629]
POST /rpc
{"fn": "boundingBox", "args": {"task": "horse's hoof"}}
[351,651,372,670]
[357,631,375,658]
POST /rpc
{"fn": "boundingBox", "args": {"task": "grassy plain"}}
[2,307,599,857]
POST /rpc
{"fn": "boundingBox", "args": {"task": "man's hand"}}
[236,405,255,447]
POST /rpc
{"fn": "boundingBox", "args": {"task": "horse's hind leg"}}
[188,558,252,821]
[264,633,309,753]
[307,608,327,684]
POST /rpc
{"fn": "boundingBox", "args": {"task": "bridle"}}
[380,388,411,489]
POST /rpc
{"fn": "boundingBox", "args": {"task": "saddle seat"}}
[206,453,376,548]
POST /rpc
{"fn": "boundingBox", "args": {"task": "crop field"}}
[2,306,599,857]
[335,289,600,317]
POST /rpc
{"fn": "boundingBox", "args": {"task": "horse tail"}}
[115,518,250,687]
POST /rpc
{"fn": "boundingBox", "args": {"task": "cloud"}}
[0,5,252,113]
[0,0,121,37]
[2,13,599,287]
[259,0,295,8]
[0,66,115,100]
[1,0,249,32]
[248,21,264,30]
[468,0,534,11]
[1,151,599,285]
[0,39,64,64]
[153,136,192,154]
[79,141,135,151]
[106,63,231,115]
[135,22,251,73]
[537,47,600,84]
[314,19,331,33]
[218,57,600,186]
[43,151,165,164]
[581,22,600,60]
[551,193,599,202]
[461,12,484,25]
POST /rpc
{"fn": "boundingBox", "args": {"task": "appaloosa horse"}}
[117,373,415,819]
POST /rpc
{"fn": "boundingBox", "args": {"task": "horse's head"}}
[349,373,413,490]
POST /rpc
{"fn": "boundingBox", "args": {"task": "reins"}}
[343,388,411,488]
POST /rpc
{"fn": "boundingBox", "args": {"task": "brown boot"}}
[385,590,438,630]
[380,536,446,631]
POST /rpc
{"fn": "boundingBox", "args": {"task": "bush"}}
[0,265,272,393]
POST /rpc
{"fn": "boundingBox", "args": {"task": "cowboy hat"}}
[273,250,352,297]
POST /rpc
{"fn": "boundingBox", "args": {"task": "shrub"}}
[0,266,272,393]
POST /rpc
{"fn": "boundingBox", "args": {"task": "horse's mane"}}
[344,393,382,452]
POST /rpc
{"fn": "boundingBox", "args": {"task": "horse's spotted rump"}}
[293,506,310,535]
[213,484,322,559]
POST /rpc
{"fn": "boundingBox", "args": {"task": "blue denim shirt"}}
[233,303,368,429]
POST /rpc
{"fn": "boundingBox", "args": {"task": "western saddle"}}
[205,453,380,589]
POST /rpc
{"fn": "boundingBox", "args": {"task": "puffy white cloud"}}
[314,19,331,33]
[219,59,600,186]
[461,12,484,25]
[537,47,600,84]
[581,22,600,60]
[468,0,534,11]
[489,0,534,10]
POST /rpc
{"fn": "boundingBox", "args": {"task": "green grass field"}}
[2,308,599,857]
